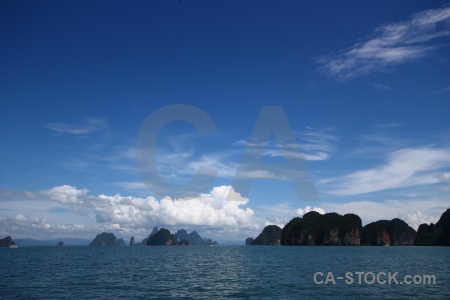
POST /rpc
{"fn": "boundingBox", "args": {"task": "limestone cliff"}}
[361,219,416,246]
[89,232,118,246]
[251,225,282,245]
[414,209,450,246]
[281,212,362,246]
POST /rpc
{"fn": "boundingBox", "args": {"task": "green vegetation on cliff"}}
[251,225,282,245]
[361,218,416,246]
[281,212,362,246]
[89,232,119,246]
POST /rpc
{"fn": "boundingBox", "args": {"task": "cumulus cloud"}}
[3,182,447,241]
[2,214,52,232]
[0,185,264,240]
[326,147,450,195]
[40,185,89,204]
[295,206,325,216]
[0,213,92,239]
[317,6,450,80]
[80,186,258,232]
[15,214,28,223]
[45,117,108,136]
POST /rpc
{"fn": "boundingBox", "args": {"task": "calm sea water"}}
[1,246,449,299]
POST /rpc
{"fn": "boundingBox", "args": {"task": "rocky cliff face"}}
[89,232,118,246]
[322,227,361,245]
[342,228,361,245]
[361,218,416,246]
[251,225,282,245]
[130,236,135,246]
[414,209,450,246]
[281,212,362,246]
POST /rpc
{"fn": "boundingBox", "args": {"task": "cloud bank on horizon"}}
[1,176,448,241]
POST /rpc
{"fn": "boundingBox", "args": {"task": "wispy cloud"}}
[235,127,337,161]
[298,127,337,159]
[45,117,108,136]
[325,147,450,195]
[374,122,403,130]
[112,181,149,193]
[317,6,450,80]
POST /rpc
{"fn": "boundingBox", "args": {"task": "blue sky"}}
[1,0,449,243]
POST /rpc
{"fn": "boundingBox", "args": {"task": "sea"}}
[1,246,449,299]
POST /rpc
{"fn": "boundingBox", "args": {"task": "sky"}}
[0,0,449,243]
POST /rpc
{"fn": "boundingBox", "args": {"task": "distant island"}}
[0,236,18,248]
[87,227,218,247]
[142,227,218,246]
[246,208,450,246]
[250,225,282,245]
[88,232,126,246]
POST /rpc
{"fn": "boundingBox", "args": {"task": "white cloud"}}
[40,185,89,204]
[0,186,261,241]
[235,127,337,162]
[0,213,93,239]
[80,186,259,233]
[0,185,266,241]
[295,206,325,216]
[45,117,108,136]
[15,214,28,223]
[133,128,335,198]
[400,210,440,229]
[3,182,447,241]
[317,6,450,80]
[327,147,450,195]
